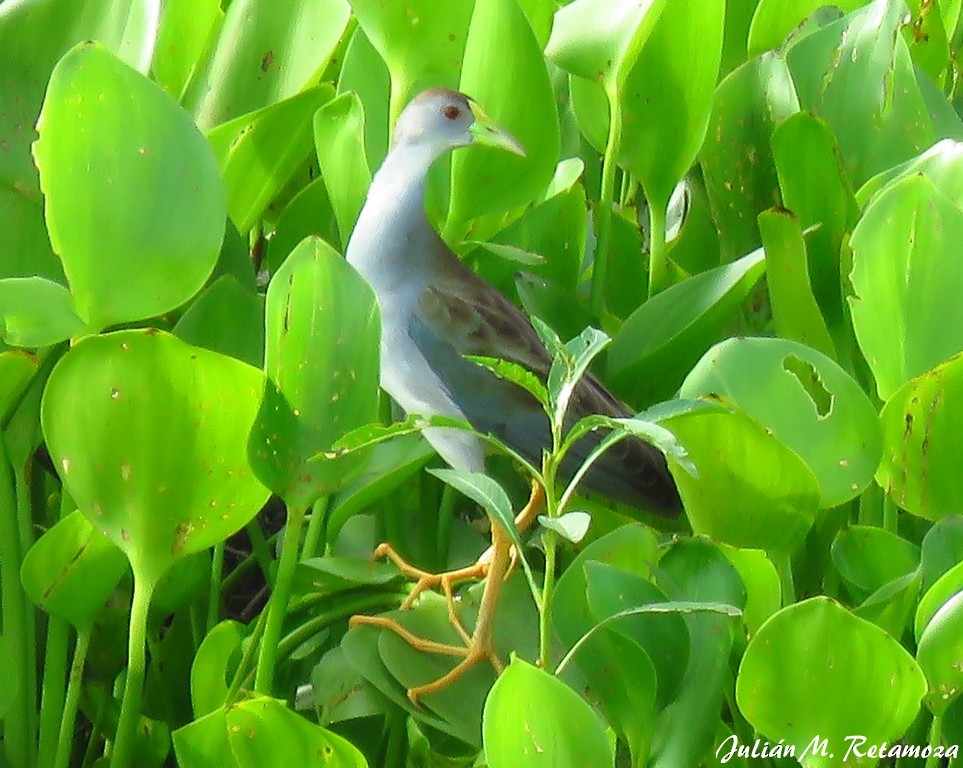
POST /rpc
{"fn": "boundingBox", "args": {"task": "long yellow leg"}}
[350,481,545,705]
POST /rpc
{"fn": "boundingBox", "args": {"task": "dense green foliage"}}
[1,0,963,766]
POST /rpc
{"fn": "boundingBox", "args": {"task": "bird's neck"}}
[347,142,448,283]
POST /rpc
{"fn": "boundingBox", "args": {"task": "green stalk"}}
[54,629,91,768]
[110,575,155,768]
[301,495,329,561]
[254,502,306,693]
[37,616,70,768]
[647,198,668,297]
[882,494,899,533]
[0,443,30,768]
[590,95,624,319]
[207,542,225,634]
[924,715,942,768]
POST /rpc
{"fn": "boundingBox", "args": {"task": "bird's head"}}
[392,89,525,157]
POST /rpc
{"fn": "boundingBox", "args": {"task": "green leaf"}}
[174,696,367,767]
[183,0,350,130]
[483,657,614,768]
[618,0,724,211]
[190,621,244,719]
[877,353,963,521]
[428,468,521,552]
[736,597,927,768]
[545,0,666,87]
[172,276,265,368]
[20,509,128,632]
[314,92,372,248]
[849,174,963,400]
[607,248,766,407]
[717,544,781,635]
[771,111,858,341]
[747,0,865,56]
[0,277,84,348]
[538,511,590,544]
[681,337,882,507]
[467,355,549,408]
[661,402,819,551]
[350,0,474,117]
[700,53,799,262]
[206,86,334,235]
[917,592,963,715]
[248,237,381,507]
[915,560,963,641]
[448,0,559,232]
[831,526,921,598]
[0,350,38,422]
[784,0,934,188]
[758,208,836,359]
[548,326,611,424]
[0,0,158,283]
[41,329,270,586]
[33,42,225,332]
[856,138,963,208]
[152,0,222,100]
[337,27,391,170]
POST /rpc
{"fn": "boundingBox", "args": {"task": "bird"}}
[345,88,681,704]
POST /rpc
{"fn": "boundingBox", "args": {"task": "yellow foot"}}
[349,480,545,704]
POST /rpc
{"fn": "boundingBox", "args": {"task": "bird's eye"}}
[443,104,461,121]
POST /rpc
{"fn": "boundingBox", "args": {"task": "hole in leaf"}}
[781,354,833,418]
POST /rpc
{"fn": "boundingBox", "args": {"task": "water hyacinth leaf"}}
[33,42,225,332]
[20,509,128,631]
[0,350,37,419]
[856,138,963,208]
[700,53,799,262]
[152,0,222,100]
[0,276,83,348]
[483,657,613,768]
[545,0,666,86]
[583,561,689,708]
[249,237,380,508]
[661,403,819,551]
[0,0,159,282]
[917,591,963,715]
[619,0,724,217]
[736,597,927,768]
[771,111,858,337]
[607,248,766,407]
[337,26,391,169]
[172,275,265,368]
[174,696,367,767]
[183,0,350,130]
[41,329,270,586]
[850,174,963,400]
[758,208,835,359]
[350,0,474,118]
[681,337,882,507]
[648,539,745,768]
[206,86,334,235]
[878,354,963,521]
[747,0,865,56]
[314,92,372,248]
[718,544,781,635]
[267,177,341,273]
[920,516,963,594]
[784,0,933,188]
[190,620,245,719]
[916,561,963,642]
[449,0,559,232]
[831,526,921,599]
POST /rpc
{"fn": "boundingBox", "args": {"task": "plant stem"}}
[648,198,668,296]
[207,542,224,634]
[301,495,329,561]
[110,575,154,768]
[254,502,306,693]
[924,715,942,768]
[539,529,559,670]
[590,95,623,319]
[54,629,91,768]
[882,494,898,533]
[0,444,30,768]
[774,550,796,607]
[37,616,70,768]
